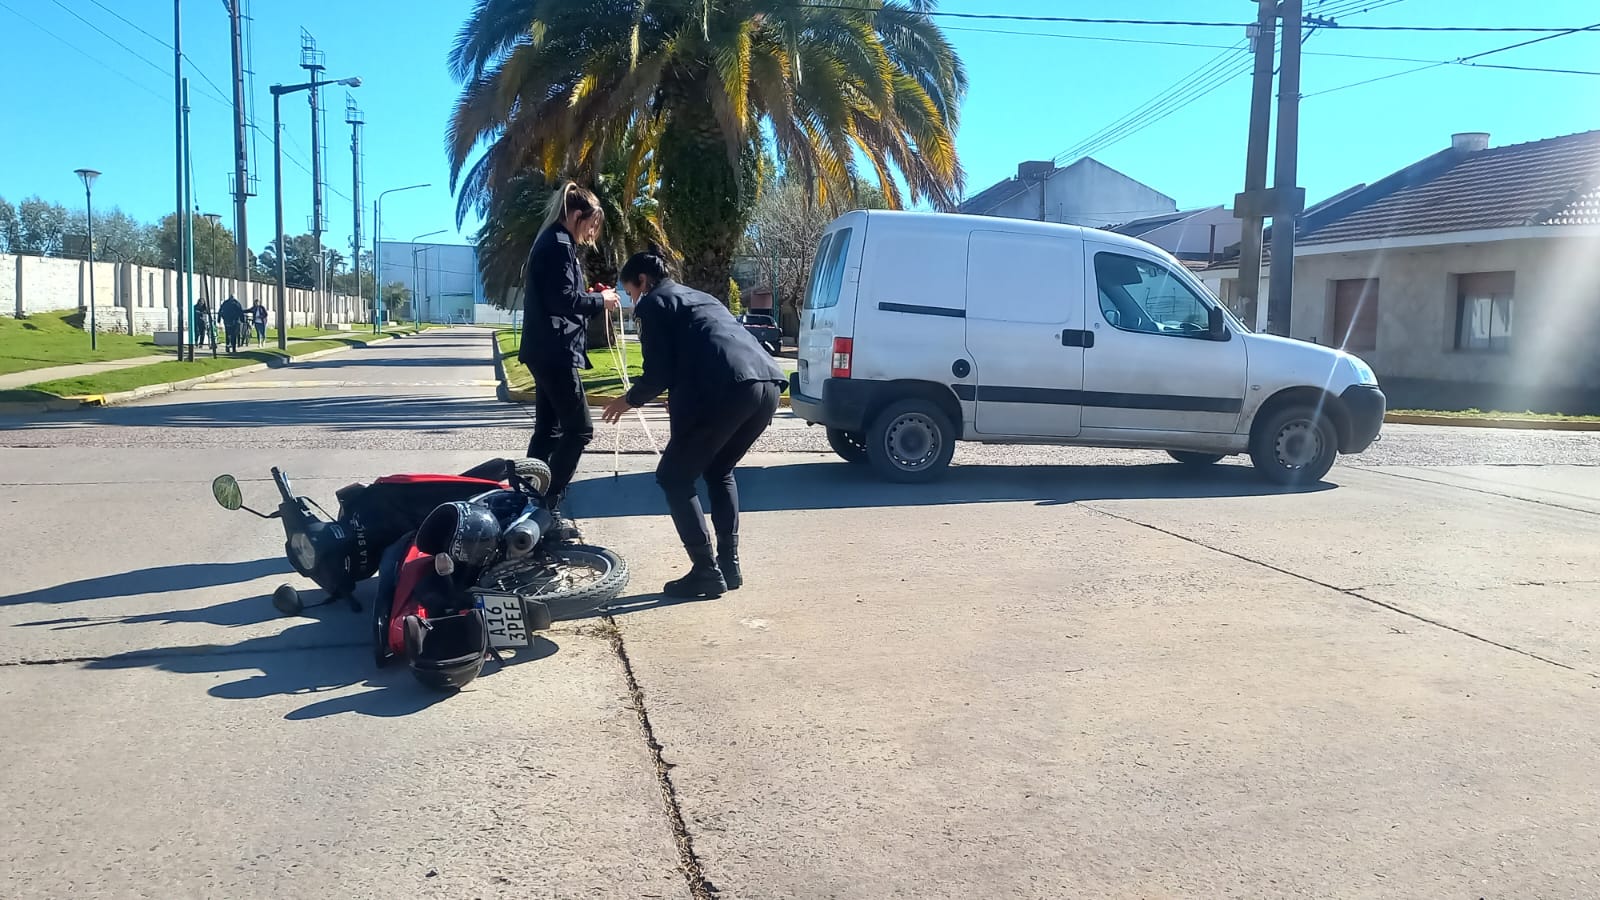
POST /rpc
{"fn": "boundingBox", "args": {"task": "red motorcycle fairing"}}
[388,543,439,655]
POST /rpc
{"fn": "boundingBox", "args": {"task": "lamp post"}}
[74,168,101,350]
[272,75,360,349]
[411,229,445,334]
[373,183,429,333]
[202,212,222,305]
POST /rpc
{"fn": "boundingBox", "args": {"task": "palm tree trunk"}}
[658,98,753,303]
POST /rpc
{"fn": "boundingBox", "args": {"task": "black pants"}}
[224,323,242,353]
[527,364,593,504]
[655,380,780,549]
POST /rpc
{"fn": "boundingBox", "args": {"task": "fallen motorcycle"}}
[211,458,629,690]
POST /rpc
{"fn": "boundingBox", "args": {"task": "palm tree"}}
[447,0,966,298]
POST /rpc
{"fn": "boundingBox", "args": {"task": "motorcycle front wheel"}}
[479,544,630,621]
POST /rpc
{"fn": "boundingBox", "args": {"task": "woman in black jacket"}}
[521,182,620,520]
[602,247,787,598]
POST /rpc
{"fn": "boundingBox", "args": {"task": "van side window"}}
[1093,252,1213,337]
[805,228,853,310]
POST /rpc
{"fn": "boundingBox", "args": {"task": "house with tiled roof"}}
[1202,130,1600,412]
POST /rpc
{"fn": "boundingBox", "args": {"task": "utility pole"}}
[227,0,254,294]
[300,28,326,329]
[1267,0,1305,336]
[1233,0,1277,333]
[173,0,186,360]
[346,94,364,320]
[181,78,197,360]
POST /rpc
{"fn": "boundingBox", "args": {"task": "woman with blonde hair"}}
[519,181,620,529]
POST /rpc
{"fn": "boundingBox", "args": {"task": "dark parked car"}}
[737,313,783,355]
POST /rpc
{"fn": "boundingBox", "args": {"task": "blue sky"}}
[1,0,1596,256]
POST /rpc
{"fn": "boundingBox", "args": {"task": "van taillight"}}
[830,337,853,379]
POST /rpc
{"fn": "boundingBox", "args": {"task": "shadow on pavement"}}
[0,394,527,433]
[571,461,1331,521]
[82,611,560,719]
[0,557,293,608]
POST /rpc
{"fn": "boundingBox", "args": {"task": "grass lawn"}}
[1390,408,1600,423]
[495,328,647,401]
[0,311,166,377]
[23,333,390,397]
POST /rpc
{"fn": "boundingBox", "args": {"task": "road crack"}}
[600,616,718,899]
[1083,504,1580,674]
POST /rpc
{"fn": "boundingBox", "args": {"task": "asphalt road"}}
[4,327,1600,898]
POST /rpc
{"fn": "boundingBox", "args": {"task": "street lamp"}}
[411,229,445,333]
[202,212,222,306]
[373,183,430,333]
[74,168,100,350]
[272,75,360,349]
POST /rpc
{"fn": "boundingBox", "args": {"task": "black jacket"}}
[625,279,787,419]
[519,223,603,371]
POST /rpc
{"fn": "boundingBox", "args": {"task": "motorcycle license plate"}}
[474,590,532,649]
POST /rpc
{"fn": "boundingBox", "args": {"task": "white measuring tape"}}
[604,302,662,475]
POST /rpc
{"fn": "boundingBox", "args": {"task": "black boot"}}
[664,544,727,599]
[716,535,742,591]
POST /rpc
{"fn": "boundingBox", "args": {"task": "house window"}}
[1455,272,1514,352]
[1331,278,1378,352]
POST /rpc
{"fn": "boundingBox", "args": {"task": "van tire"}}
[866,399,956,483]
[1250,405,1338,485]
[827,428,870,464]
[1168,450,1225,466]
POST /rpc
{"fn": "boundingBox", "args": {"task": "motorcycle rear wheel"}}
[512,457,553,495]
[479,544,630,621]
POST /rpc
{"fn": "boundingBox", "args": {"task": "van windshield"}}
[804,228,853,310]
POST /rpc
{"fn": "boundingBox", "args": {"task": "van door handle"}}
[1062,329,1094,349]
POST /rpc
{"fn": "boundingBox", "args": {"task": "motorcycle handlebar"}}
[270,467,295,505]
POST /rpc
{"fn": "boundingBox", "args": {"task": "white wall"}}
[1,252,369,332]
[978,159,1177,228]
[377,241,481,324]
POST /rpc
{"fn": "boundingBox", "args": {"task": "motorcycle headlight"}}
[288,532,316,570]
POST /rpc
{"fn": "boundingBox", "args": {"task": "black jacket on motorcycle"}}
[519,222,604,372]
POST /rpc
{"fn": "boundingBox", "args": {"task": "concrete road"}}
[5,327,1600,898]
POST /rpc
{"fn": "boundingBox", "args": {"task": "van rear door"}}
[795,215,864,400]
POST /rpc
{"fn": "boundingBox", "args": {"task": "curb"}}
[76,335,395,407]
[1385,412,1600,432]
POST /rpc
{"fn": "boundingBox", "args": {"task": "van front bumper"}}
[791,378,883,433]
[1340,384,1386,453]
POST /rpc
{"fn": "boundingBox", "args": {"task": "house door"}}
[963,230,1085,437]
[1331,278,1378,351]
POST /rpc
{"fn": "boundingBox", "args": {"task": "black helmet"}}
[415,501,501,569]
[404,611,489,691]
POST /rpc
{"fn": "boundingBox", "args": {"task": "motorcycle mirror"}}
[212,474,244,511]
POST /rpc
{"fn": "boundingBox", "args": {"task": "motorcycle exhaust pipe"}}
[504,508,554,559]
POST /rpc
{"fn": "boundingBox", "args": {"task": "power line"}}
[1305,20,1600,97]
[0,0,168,103]
[800,4,1600,32]
[46,0,235,109]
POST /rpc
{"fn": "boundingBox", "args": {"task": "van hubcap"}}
[1274,420,1323,469]
[885,414,940,470]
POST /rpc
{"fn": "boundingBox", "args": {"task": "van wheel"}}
[1168,450,1225,466]
[826,428,870,464]
[1250,405,1337,485]
[866,399,956,483]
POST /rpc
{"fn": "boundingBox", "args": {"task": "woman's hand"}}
[601,288,621,311]
[600,396,634,424]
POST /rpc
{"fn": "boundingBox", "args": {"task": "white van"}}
[790,211,1385,484]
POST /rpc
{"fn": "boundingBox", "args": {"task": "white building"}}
[958,157,1176,228]
[376,240,508,325]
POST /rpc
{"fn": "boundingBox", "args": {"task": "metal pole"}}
[372,199,380,333]
[273,90,287,349]
[173,0,185,361]
[309,85,324,330]
[182,78,196,359]
[85,183,97,350]
[228,0,251,289]
[1267,0,1303,337]
[1233,0,1277,332]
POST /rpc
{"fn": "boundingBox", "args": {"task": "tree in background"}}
[257,233,323,290]
[156,213,239,276]
[331,249,377,301]
[381,281,412,318]
[16,197,69,256]
[447,0,966,300]
[745,168,887,329]
[66,207,161,265]
[0,196,19,252]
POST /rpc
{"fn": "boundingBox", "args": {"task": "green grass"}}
[1390,408,1600,423]
[0,311,165,377]
[24,333,389,397]
[495,328,646,400]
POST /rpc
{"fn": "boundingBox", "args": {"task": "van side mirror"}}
[1208,306,1227,341]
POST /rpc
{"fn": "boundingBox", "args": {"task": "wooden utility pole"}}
[1233,0,1278,332]
[228,0,254,291]
[1267,0,1305,336]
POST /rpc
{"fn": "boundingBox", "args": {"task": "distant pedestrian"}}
[218,295,246,354]
[249,300,268,346]
[194,300,217,357]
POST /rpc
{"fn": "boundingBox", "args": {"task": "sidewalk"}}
[0,354,173,391]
